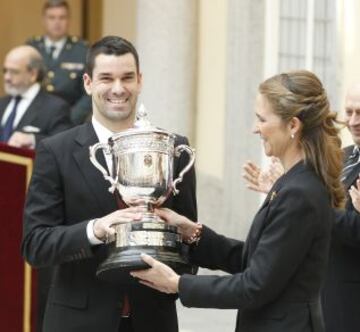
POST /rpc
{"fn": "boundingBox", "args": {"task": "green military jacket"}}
[27,35,91,125]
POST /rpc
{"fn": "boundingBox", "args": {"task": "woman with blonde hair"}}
[131,70,344,332]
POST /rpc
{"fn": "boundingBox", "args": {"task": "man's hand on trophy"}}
[242,157,283,194]
[93,208,142,242]
[130,253,180,294]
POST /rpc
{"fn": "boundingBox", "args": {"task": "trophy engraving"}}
[89,104,195,281]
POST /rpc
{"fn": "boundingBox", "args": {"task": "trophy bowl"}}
[89,107,195,282]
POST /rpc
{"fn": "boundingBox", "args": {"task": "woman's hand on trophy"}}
[93,208,142,242]
[155,208,198,241]
[130,254,180,294]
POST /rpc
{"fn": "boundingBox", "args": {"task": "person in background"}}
[22,35,197,332]
[0,45,70,149]
[131,70,345,332]
[27,0,91,125]
[241,83,360,332]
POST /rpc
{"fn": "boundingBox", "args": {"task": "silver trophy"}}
[89,104,195,281]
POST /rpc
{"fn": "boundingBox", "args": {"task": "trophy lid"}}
[110,104,173,140]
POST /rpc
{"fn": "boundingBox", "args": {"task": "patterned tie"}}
[341,146,360,182]
[0,95,22,142]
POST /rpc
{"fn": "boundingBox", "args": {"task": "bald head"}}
[3,45,45,96]
[345,83,360,145]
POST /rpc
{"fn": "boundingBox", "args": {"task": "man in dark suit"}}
[0,45,71,148]
[22,36,197,332]
[321,84,360,332]
[27,0,91,125]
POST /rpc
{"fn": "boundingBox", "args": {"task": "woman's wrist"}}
[183,223,203,245]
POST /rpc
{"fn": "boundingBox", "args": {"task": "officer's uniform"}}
[27,35,91,125]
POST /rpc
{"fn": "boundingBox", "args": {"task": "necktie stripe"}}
[341,147,360,181]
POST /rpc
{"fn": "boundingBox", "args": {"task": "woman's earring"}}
[291,133,295,139]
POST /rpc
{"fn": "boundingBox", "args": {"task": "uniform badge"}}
[61,62,85,70]
[270,191,277,202]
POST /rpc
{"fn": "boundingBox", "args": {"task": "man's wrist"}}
[87,219,104,245]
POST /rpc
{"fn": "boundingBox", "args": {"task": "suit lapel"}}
[73,123,117,215]
[241,162,304,268]
[0,96,11,119]
[0,96,11,137]
[14,90,43,131]
[241,194,273,269]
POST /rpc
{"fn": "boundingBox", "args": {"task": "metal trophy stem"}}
[89,104,195,282]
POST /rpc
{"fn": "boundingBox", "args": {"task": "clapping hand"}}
[349,176,360,213]
[242,157,283,194]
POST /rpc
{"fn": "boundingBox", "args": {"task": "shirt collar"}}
[44,36,67,51]
[19,83,40,101]
[91,116,115,144]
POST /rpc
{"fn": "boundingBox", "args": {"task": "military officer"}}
[27,0,91,125]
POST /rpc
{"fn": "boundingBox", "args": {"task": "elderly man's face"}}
[3,52,36,96]
[345,88,360,146]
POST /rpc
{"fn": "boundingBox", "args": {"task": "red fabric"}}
[0,143,37,332]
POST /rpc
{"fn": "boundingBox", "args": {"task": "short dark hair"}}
[85,36,140,77]
[27,56,46,83]
[42,0,69,13]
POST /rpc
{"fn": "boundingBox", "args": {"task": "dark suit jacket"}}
[322,145,360,332]
[22,123,197,332]
[0,90,71,145]
[179,162,332,332]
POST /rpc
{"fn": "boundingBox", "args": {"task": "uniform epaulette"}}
[70,35,88,46]
[71,35,79,43]
[29,35,42,42]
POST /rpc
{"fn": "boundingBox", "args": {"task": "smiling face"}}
[253,93,293,159]
[345,85,360,146]
[83,53,142,131]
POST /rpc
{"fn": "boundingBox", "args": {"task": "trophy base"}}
[96,221,188,283]
[96,246,187,283]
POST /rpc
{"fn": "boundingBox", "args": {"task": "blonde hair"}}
[259,70,345,208]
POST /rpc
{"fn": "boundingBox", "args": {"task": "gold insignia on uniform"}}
[61,62,84,70]
[47,71,55,78]
[270,191,277,202]
[46,84,55,92]
[69,72,77,79]
[71,36,78,43]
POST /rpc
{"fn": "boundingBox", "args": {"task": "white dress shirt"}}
[1,83,41,128]
[86,116,116,245]
[44,36,67,59]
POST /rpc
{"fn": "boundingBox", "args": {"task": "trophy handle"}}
[172,144,195,195]
[89,142,118,193]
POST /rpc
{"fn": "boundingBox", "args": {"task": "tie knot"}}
[13,95,22,106]
[48,45,56,58]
